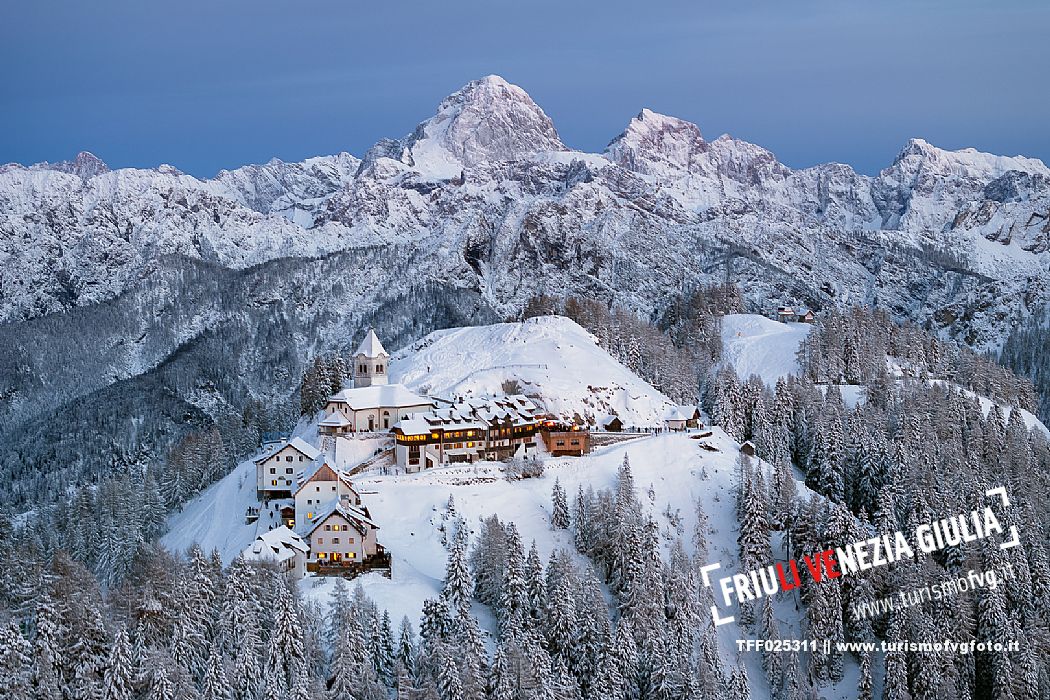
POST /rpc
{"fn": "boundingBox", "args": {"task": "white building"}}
[292,461,363,531]
[320,330,433,432]
[255,437,322,499]
[353,329,389,388]
[241,526,309,578]
[302,502,382,569]
[663,407,689,432]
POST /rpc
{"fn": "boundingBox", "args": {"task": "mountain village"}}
[239,327,693,581]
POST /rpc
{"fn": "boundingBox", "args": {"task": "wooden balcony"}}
[306,547,391,579]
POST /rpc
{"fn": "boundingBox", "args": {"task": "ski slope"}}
[391,316,675,426]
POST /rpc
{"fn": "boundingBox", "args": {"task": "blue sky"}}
[2,0,1048,177]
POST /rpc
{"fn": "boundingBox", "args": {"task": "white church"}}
[319,329,434,434]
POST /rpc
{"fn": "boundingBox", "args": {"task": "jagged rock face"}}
[370,75,567,178]
[1,75,1049,355]
[605,109,709,177]
[213,152,360,225]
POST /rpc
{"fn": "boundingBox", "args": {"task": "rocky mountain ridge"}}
[2,73,1049,509]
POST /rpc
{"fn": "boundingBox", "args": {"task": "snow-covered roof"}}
[318,411,352,427]
[392,417,433,436]
[295,461,340,493]
[253,436,321,463]
[328,383,433,411]
[599,414,622,427]
[664,408,689,422]
[398,395,539,434]
[242,526,309,564]
[355,329,389,358]
[676,405,699,418]
[301,502,378,536]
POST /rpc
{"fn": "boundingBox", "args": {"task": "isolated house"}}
[676,405,701,429]
[663,407,689,431]
[541,425,590,456]
[242,526,309,578]
[255,437,322,500]
[777,306,795,323]
[797,309,815,323]
[599,415,623,432]
[740,440,757,457]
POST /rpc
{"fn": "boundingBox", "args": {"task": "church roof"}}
[328,384,434,411]
[355,329,389,358]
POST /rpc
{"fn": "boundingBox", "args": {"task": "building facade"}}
[391,395,540,471]
[293,461,363,531]
[302,503,380,568]
[254,437,322,500]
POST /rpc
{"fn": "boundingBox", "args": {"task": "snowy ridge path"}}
[721,314,811,385]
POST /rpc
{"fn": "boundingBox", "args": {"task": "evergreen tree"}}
[438,654,463,700]
[442,524,471,617]
[201,643,232,700]
[146,664,176,700]
[32,593,65,700]
[0,620,32,700]
[102,626,134,700]
[551,479,570,529]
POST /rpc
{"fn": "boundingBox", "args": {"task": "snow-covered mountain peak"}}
[891,137,1049,179]
[388,74,566,178]
[604,108,708,176]
[30,150,111,179]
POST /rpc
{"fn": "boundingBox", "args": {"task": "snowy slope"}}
[721,314,811,385]
[161,458,262,558]
[391,316,676,426]
[167,427,843,696]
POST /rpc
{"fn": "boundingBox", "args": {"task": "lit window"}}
[307,512,313,519]
[271,480,278,486]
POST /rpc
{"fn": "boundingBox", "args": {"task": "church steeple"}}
[353,329,390,388]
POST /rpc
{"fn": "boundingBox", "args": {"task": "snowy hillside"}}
[165,426,853,697]
[391,316,676,426]
[721,314,811,385]
[6,75,1050,513]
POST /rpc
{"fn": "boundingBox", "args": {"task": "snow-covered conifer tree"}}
[551,478,570,529]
